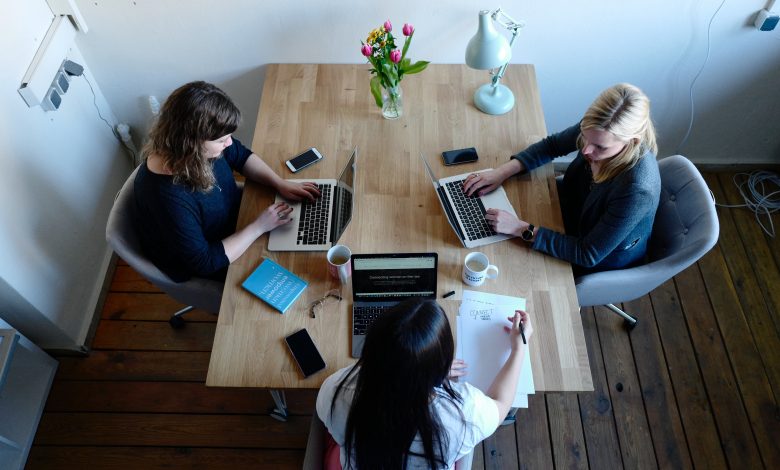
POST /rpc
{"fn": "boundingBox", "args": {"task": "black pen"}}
[443,290,455,298]
[519,319,527,344]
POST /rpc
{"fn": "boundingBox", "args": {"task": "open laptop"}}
[268,148,356,251]
[420,153,518,248]
[350,253,438,357]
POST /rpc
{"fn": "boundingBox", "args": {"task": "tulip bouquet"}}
[360,20,429,117]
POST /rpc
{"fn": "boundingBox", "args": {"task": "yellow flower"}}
[366,28,383,45]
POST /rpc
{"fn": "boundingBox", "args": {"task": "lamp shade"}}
[465,10,512,70]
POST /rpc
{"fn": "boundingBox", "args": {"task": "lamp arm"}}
[491,27,520,86]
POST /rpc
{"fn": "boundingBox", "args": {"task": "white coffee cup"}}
[327,244,352,284]
[462,252,499,286]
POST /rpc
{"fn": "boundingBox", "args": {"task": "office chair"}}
[106,167,224,328]
[574,155,719,330]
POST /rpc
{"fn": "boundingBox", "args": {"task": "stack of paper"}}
[455,290,535,408]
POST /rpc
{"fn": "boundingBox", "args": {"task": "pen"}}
[443,290,455,298]
[519,319,527,344]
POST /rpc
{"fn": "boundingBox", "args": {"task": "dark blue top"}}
[511,124,660,274]
[134,139,252,282]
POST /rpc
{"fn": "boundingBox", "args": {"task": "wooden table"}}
[206,64,593,393]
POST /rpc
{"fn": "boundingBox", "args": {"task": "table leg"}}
[269,389,288,422]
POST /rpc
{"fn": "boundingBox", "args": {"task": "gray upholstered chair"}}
[575,155,719,330]
[106,166,224,328]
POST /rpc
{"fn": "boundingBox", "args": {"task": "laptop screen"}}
[351,253,438,302]
[329,148,356,244]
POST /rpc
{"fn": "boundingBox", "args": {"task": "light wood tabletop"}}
[206,64,593,392]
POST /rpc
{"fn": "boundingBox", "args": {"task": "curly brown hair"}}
[143,81,241,192]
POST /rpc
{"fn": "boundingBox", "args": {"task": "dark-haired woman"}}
[134,81,319,282]
[316,299,532,469]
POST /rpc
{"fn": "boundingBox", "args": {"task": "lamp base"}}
[473,83,515,115]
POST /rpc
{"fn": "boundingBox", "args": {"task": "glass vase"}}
[381,85,403,120]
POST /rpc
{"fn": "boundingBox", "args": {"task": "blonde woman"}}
[134,81,319,282]
[464,83,660,274]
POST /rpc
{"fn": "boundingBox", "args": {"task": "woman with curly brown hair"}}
[134,81,319,282]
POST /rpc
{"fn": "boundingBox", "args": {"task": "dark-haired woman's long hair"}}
[331,298,462,469]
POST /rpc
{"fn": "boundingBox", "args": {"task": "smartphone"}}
[284,328,326,378]
[442,147,479,166]
[286,147,323,173]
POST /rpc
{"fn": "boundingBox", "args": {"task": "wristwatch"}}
[521,224,535,242]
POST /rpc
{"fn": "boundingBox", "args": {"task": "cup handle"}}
[338,265,349,285]
[486,265,499,280]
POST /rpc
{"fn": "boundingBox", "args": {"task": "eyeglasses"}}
[310,289,342,318]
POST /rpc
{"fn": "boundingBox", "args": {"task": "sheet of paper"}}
[456,290,534,407]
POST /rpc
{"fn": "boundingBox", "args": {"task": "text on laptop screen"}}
[352,256,436,300]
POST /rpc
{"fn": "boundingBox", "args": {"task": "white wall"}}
[0,0,131,349]
[73,0,780,164]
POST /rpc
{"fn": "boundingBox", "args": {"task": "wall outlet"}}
[41,87,62,112]
[755,9,779,31]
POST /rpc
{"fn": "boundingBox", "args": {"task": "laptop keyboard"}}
[297,184,331,245]
[445,180,497,241]
[353,305,392,336]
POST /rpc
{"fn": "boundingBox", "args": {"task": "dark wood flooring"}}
[27,171,780,469]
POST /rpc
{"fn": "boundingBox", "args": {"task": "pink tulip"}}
[384,20,392,32]
[402,23,414,36]
[361,44,372,57]
[390,49,401,63]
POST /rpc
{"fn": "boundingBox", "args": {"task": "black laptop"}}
[350,253,438,357]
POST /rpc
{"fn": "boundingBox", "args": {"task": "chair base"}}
[169,306,194,329]
[605,304,638,331]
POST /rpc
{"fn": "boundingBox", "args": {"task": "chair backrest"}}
[105,166,224,313]
[575,155,719,307]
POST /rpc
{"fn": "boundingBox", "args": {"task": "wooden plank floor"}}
[27,170,780,469]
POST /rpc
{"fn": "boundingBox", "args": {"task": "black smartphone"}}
[442,147,479,166]
[284,328,326,378]
[286,147,323,173]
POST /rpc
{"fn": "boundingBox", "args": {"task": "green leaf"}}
[370,76,383,107]
[403,60,430,75]
[401,33,412,61]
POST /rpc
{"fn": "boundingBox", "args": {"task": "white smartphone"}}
[285,147,323,173]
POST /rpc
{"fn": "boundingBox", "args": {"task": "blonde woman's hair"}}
[577,83,657,183]
[142,81,241,192]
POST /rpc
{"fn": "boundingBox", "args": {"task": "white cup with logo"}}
[327,244,352,284]
[462,252,499,287]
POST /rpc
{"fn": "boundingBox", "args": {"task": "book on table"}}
[242,258,308,314]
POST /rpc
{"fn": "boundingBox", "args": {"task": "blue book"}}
[242,258,308,314]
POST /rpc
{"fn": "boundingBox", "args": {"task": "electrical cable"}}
[676,0,728,154]
[82,74,137,162]
[714,170,780,237]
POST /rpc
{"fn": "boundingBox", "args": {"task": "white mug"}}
[462,252,499,287]
[327,245,352,284]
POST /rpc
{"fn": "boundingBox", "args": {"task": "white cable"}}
[715,171,780,237]
[82,74,138,162]
[676,0,728,155]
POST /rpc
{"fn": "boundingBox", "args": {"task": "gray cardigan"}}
[512,124,660,273]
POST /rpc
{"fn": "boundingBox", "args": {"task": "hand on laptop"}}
[463,169,505,197]
[257,201,294,232]
[277,180,321,202]
[485,208,526,237]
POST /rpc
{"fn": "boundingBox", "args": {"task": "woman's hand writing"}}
[448,359,468,380]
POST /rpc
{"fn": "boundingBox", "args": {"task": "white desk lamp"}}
[465,8,525,115]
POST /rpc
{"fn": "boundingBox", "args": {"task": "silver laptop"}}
[350,253,438,358]
[420,153,518,248]
[268,148,356,251]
